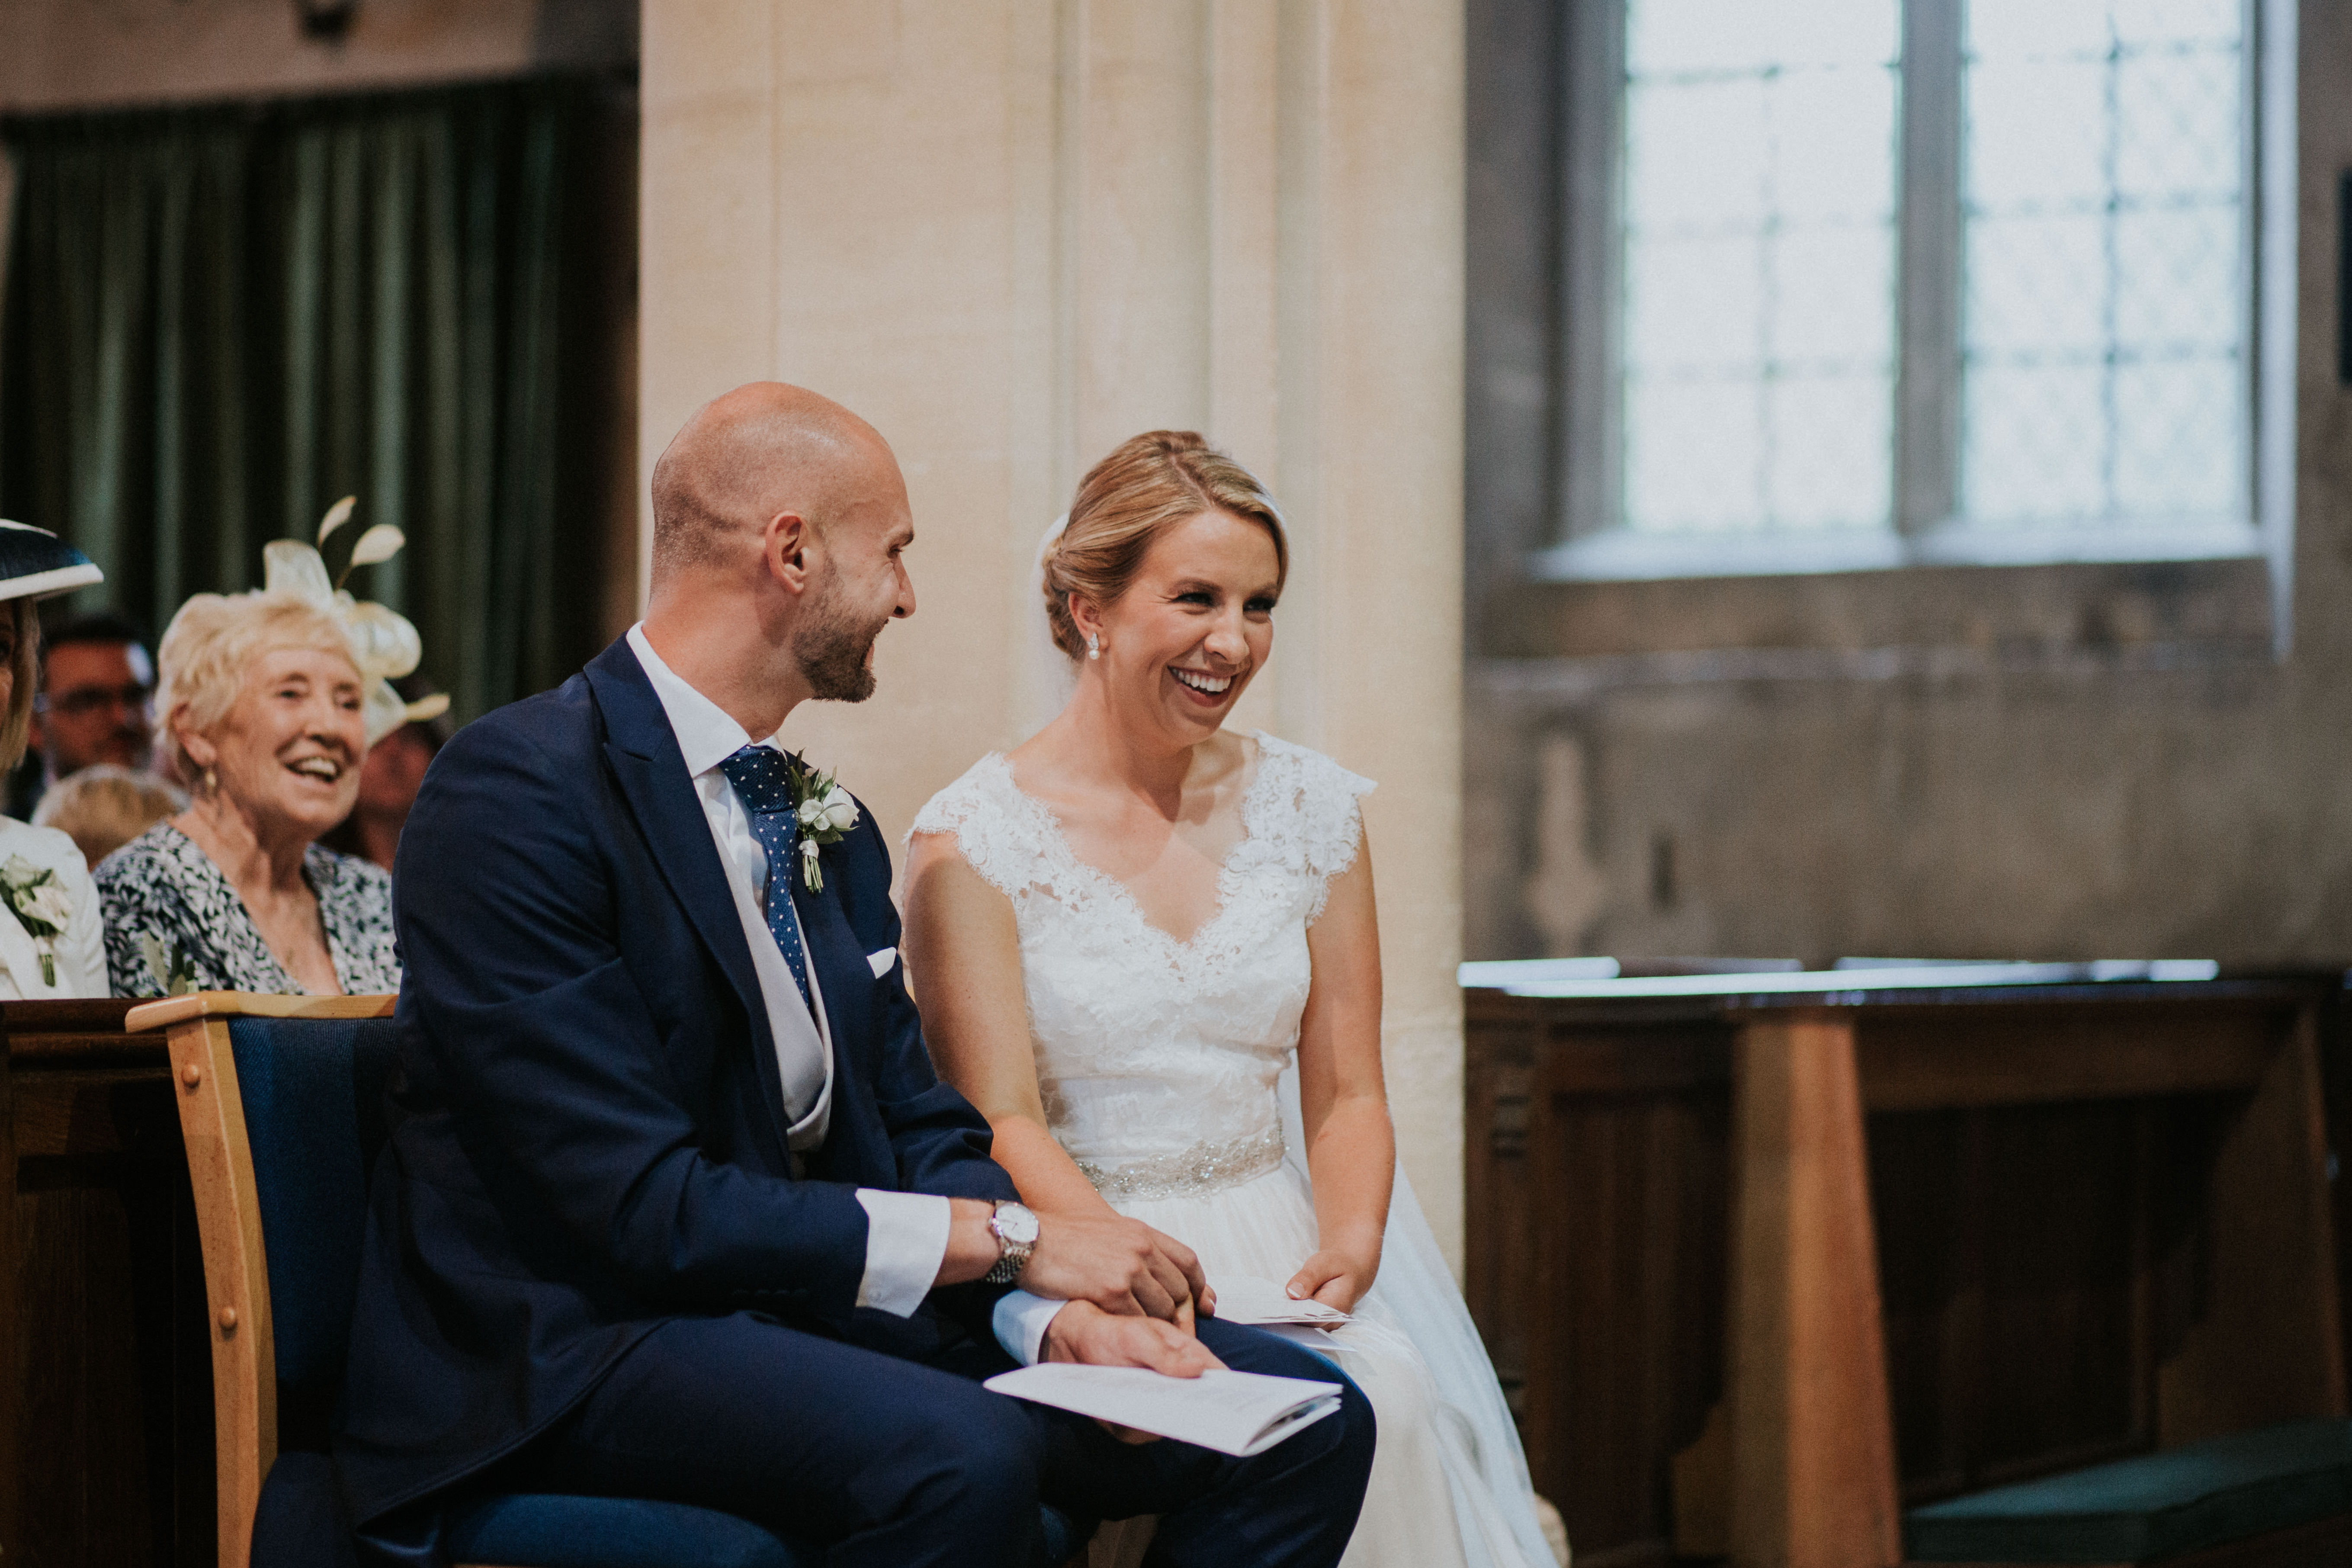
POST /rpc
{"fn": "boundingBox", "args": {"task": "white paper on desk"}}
[983,1365,1344,1457]
[1205,1273,1351,1327]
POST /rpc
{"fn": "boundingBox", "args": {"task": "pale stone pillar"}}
[641,0,1468,1268]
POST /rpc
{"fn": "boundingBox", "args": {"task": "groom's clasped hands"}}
[943,1198,1226,1388]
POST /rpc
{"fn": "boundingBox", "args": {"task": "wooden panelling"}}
[1858,1006,2277,1111]
[1465,975,2350,1568]
[3,1002,213,1568]
[1463,998,1736,1566]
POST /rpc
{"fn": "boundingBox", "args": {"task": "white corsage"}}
[786,760,859,893]
[0,855,74,987]
[138,932,196,998]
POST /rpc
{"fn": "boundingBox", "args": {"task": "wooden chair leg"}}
[1727,1015,1901,1568]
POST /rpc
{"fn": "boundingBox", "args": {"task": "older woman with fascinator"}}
[0,521,111,997]
[97,503,446,997]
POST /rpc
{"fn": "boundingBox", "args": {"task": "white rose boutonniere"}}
[0,854,73,987]
[786,760,860,893]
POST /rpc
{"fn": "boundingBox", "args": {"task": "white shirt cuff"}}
[853,1189,952,1317]
[992,1289,1067,1366]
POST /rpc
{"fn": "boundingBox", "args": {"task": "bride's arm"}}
[902,832,1113,1216]
[1291,828,1395,1312]
[902,831,1210,1325]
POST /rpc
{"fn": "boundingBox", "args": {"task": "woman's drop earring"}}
[1087,633,1101,661]
[203,766,218,794]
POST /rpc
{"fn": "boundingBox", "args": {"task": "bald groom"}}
[332,385,1377,1566]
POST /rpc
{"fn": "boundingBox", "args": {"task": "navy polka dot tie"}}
[717,744,815,1010]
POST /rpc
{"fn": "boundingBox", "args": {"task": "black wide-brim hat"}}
[0,520,103,603]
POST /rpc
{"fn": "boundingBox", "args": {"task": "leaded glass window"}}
[1550,0,2286,578]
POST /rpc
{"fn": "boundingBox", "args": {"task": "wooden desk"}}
[1463,967,2348,1568]
[2,999,212,1567]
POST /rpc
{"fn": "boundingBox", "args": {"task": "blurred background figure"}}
[9,612,159,819]
[320,675,451,872]
[0,523,111,997]
[34,763,187,871]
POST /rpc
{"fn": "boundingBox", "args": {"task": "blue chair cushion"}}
[1903,1418,2352,1563]
[228,1015,401,1392]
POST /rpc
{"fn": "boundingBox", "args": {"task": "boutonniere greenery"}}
[138,932,197,998]
[787,759,860,893]
[0,856,73,986]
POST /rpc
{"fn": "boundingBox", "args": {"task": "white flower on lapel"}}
[784,761,859,893]
[0,854,70,987]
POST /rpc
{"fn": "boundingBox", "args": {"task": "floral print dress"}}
[94,821,401,997]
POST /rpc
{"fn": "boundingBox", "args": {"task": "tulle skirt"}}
[1088,1071,1560,1568]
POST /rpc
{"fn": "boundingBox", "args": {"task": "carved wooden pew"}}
[1463,964,2351,1568]
[0,998,212,1567]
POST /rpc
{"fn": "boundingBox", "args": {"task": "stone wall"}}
[642,0,1471,1266]
[1465,0,2352,971]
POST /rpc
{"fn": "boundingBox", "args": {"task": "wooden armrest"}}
[125,990,397,1033]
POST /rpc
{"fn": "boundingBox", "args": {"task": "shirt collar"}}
[625,622,785,778]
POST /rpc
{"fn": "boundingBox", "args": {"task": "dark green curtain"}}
[0,77,616,721]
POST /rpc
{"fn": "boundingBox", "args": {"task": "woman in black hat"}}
[0,521,109,997]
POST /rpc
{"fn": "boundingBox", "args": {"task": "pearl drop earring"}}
[1087,633,1101,661]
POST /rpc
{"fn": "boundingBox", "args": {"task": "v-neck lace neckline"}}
[992,737,1271,953]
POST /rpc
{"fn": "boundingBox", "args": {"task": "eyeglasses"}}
[36,683,153,719]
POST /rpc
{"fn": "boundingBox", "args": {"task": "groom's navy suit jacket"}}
[334,636,1021,1531]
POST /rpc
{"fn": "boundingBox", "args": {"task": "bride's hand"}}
[1021,1210,1210,1324]
[1285,1247,1379,1314]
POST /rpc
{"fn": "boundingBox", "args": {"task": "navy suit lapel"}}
[585,642,795,1159]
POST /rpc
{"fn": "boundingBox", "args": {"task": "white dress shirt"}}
[626,624,947,1316]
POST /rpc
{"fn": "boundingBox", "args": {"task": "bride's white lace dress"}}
[911,732,1557,1568]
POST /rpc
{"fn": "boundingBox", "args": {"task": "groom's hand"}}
[1020,1211,1209,1324]
[1043,1300,1226,1443]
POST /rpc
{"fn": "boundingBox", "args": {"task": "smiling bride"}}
[904,432,1562,1568]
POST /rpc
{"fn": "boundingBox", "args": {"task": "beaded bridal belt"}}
[1076,1127,1286,1201]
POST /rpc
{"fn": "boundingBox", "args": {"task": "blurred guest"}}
[0,523,111,997]
[98,522,436,997]
[320,675,452,872]
[4,610,156,819]
[37,610,155,771]
[35,764,186,870]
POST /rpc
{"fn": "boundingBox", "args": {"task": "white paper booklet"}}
[1206,1273,1352,1327]
[982,1365,1345,1457]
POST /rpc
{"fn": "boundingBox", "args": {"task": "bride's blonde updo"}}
[1042,430,1289,661]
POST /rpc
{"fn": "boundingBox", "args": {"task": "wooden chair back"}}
[134,991,399,1568]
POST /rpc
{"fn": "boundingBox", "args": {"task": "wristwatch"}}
[984,1200,1040,1286]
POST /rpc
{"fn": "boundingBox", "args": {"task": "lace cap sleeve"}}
[906,754,1040,902]
[1251,733,1376,922]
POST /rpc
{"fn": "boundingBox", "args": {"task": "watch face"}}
[998,1202,1041,1247]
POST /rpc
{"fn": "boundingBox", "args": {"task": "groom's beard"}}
[793,583,888,702]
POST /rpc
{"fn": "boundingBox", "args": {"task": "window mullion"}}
[1894,0,1965,538]
[1556,0,1625,545]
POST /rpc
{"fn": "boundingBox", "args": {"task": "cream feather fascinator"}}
[264,497,450,746]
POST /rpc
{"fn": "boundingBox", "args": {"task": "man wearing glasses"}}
[26,612,156,803]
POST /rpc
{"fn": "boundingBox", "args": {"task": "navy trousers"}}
[501,1311,1377,1568]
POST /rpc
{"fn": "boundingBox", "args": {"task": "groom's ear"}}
[762,510,815,596]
